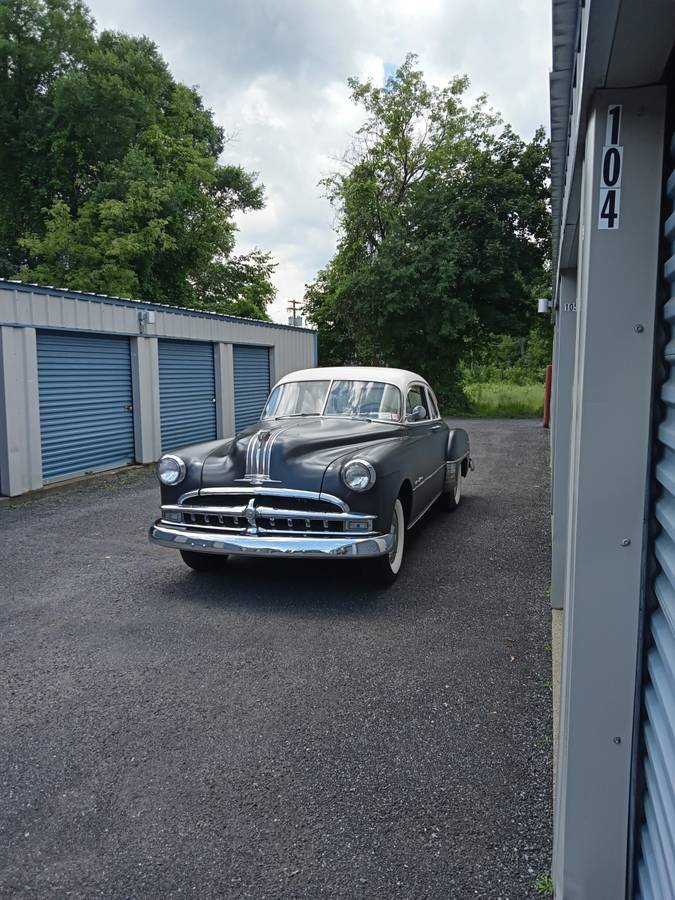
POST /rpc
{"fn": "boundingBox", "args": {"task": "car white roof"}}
[275,366,429,393]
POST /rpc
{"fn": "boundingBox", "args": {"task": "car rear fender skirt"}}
[447,428,470,464]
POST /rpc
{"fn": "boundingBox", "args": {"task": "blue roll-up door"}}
[635,132,675,898]
[233,344,270,431]
[36,331,135,480]
[158,340,216,451]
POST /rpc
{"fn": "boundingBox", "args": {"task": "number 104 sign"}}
[598,105,622,230]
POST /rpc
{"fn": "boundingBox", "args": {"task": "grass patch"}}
[464,381,544,418]
[535,873,554,895]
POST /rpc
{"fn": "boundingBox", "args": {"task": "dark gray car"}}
[150,366,471,584]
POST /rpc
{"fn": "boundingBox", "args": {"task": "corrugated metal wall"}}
[36,331,135,479]
[158,339,217,451]
[0,281,315,377]
[233,345,270,431]
[635,132,675,900]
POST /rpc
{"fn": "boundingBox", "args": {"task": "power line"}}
[287,299,303,326]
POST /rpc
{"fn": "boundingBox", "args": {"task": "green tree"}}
[0,0,94,270]
[0,0,275,319]
[304,55,550,407]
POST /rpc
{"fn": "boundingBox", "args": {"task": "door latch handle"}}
[431,424,442,431]
[125,404,133,412]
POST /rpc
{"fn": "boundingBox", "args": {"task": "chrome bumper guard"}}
[149,521,394,559]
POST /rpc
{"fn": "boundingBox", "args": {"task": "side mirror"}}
[409,405,427,422]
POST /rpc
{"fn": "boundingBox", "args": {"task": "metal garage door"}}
[158,340,216,451]
[635,132,675,899]
[233,345,270,431]
[36,331,135,480]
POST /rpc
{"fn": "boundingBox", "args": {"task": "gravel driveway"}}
[0,418,552,899]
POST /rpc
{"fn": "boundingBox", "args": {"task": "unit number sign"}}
[598,105,623,230]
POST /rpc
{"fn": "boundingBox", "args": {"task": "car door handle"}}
[431,424,442,431]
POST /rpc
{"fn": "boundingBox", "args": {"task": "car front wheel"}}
[179,550,229,572]
[366,497,405,586]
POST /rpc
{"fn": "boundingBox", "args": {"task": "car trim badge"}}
[245,497,257,527]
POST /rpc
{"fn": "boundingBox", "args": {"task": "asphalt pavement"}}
[0,418,552,899]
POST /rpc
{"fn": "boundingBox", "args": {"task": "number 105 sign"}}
[598,105,622,230]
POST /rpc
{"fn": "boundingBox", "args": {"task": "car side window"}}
[425,387,440,420]
[406,385,430,421]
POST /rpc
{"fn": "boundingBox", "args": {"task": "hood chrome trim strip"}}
[242,424,294,483]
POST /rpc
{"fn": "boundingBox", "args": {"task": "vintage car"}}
[149,366,471,584]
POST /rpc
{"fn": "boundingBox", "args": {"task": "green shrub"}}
[461,363,546,385]
[460,326,552,386]
[463,381,544,417]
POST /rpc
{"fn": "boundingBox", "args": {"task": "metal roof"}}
[0,278,316,335]
[549,0,675,286]
[550,0,581,274]
[276,366,427,392]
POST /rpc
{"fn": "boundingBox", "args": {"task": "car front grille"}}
[161,491,375,536]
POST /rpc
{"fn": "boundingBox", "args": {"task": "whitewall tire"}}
[367,497,405,585]
[439,461,462,512]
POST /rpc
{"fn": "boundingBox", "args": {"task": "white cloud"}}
[85,0,551,322]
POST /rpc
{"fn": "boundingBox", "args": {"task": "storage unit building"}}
[549,1,675,897]
[0,280,317,496]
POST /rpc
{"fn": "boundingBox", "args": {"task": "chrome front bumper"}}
[149,521,394,559]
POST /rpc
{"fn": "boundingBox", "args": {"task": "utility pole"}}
[287,299,303,327]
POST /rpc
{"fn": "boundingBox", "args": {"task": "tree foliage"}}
[460,322,553,387]
[304,55,550,407]
[0,0,275,318]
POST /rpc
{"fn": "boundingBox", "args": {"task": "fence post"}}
[543,364,552,428]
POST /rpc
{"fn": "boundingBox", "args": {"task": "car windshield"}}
[263,379,402,422]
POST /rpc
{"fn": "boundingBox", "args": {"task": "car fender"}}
[158,438,231,504]
[320,436,407,532]
[446,428,470,472]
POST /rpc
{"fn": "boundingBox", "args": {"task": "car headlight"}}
[341,459,376,492]
[157,455,186,486]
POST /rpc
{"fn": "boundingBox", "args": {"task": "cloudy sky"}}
[85,0,551,322]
